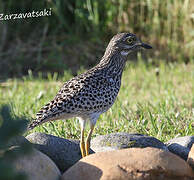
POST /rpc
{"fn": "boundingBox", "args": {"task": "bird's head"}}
[106,32,152,57]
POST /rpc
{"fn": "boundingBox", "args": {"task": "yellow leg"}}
[80,128,86,157]
[85,125,94,156]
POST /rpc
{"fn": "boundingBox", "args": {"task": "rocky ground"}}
[9,132,194,180]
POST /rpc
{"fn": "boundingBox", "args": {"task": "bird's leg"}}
[80,127,86,157]
[85,124,94,156]
[79,118,86,158]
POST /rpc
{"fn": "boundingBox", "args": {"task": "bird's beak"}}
[141,42,152,49]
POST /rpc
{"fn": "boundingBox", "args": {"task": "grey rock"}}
[187,144,194,170]
[165,136,194,160]
[26,132,94,172]
[91,132,168,152]
[13,147,61,180]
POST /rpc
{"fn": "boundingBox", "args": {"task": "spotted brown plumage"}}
[28,32,152,157]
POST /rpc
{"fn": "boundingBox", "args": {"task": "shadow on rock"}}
[61,161,103,180]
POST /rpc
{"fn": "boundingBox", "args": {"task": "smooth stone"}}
[26,132,94,172]
[91,132,168,152]
[187,144,194,170]
[165,136,194,160]
[62,147,194,180]
[13,147,61,180]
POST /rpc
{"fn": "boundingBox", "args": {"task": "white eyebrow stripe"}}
[123,36,131,41]
[123,36,137,42]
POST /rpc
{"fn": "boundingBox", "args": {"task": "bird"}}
[28,32,152,157]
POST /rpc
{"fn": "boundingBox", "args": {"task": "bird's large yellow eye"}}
[126,37,135,45]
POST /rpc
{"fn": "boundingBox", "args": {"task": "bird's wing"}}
[28,69,108,130]
[28,76,85,130]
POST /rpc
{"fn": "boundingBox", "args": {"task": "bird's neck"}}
[98,48,127,77]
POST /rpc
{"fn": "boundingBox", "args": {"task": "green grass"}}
[0,60,193,142]
[1,0,194,77]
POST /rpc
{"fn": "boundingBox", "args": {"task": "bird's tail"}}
[28,98,64,131]
[27,117,45,130]
[27,120,38,130]
[27,104,51,130]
